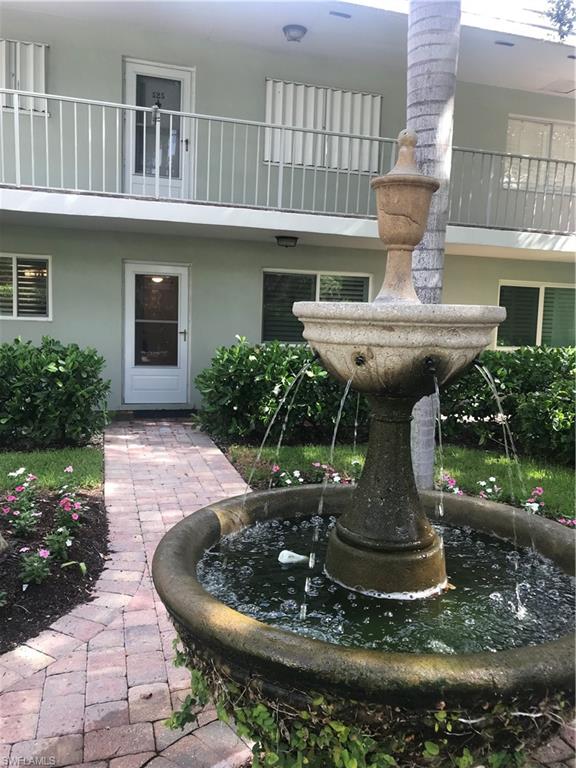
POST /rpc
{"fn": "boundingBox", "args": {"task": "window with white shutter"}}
[497,282,575,348]
[504,116,575,193]
[0,39,48,111]
[264,78,382,172]
[0,254,50,319]
[262,270,370,342]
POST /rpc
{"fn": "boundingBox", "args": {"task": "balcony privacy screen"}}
[262,272,369,342]
[264,78,382,172]
[0,39,47,110]
[498,284,575,347]
[0,256,48,318]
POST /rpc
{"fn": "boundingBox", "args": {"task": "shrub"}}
[441,347,575,465]
[0,337,110,449]
[197,340,574,465]
[195,337,369,444]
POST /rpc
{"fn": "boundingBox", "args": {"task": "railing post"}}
[153,105,161,198]
[486,154,495,227]
[13,92,21,186]
[277,127,285,208]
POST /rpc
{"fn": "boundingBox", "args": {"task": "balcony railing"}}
[0,89,574,234]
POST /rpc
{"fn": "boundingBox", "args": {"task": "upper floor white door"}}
[124,59,195,199]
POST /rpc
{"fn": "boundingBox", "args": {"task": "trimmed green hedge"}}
[196,337,369,444]
[441,346,575,466]
[0,337,110,449]
[196,339,574,464]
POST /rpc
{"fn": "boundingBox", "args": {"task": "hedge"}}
[0,337,110,449]
[196,338,574,465]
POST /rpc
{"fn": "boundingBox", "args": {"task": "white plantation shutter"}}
[0,255,49,318]
[541,287,575,347]
[505,117,575,193]
[264,78,381,171]
[0,39,48,110]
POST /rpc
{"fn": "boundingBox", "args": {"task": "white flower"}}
[488,477,496,482]
[293,470,301,478]
[526,502,539,513]
[285,479,292,485]
[8,467,26,477]
[66,539,72,547]
[486,487,493,494]
[478,481,486,487]
[332,474,341,483]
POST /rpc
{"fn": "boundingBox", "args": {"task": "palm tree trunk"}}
[407,0,461,489]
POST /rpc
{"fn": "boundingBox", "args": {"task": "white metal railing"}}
[0,88,574,233]
[0,88,396,218]
[450,146,575,234]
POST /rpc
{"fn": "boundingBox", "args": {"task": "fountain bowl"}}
[152,485,574,751]
[293,301,506,396]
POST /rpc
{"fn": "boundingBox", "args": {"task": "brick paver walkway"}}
[0,419,573,768]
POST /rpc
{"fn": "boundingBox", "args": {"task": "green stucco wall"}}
[1,223,573,410]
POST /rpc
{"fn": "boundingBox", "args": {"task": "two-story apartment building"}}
[0,0,574,410]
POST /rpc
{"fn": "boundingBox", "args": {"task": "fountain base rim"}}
[323,565,448,600]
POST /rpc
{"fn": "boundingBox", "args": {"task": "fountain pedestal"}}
[325,395,447,597]
[294,129,502,598]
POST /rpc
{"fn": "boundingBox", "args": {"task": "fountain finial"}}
[389,129,420,176]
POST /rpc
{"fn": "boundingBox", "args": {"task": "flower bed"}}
[0,465,108,653]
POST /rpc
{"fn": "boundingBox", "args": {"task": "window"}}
[0,255,50,319]
[0,39,48,111]
[504,117,575,193]
[262,271,370,342]
[264,78,382,172]
[497,282,575,348]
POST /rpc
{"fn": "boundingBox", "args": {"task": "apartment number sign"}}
[152,90,165,108]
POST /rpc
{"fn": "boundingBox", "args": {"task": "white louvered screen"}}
[264,78,382,172]
[0,39,48,110]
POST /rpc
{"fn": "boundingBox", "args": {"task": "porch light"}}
[151,276,164,283]
[275,235,299,248]
[282,24,307,43]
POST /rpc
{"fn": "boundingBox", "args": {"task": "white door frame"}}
[123,262,190,405]
[123,58,196,198]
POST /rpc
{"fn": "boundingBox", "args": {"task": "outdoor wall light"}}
[151,276,164,283]
[275,235,299,247]
[282,24,308,43]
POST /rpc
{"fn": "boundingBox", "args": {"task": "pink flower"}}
[19,546,30,553]
[312,462,321,468]
[38,549,50,559]
[15,485,25,493]
[26,474,37,482]
[1,507,10,515]
[12,510,20,516]
[479,491,487,499]
[74,502,81,510]
[533,487,544,496]
[6,495,16,502]
[527,498,535,504]
[64,466,74,473]
[71,513,79,521]
[272,464,280,473]
[447,478,456,488]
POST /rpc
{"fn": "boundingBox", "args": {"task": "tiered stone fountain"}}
[153,130,574,757]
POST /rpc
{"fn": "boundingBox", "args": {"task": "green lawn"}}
[228,443,575,519]
[0,447,103,492]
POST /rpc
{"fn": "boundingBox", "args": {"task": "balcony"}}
[0,89,574,235]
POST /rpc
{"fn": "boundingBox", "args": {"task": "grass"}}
[0,447,103,492]
[227,442,575,519]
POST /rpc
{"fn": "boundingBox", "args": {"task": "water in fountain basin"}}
[198,515,575,654]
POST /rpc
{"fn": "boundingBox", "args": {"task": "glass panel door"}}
[134,274,179,366]
[135,75,182,180]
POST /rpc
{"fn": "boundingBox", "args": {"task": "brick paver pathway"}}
[0,419,573,768]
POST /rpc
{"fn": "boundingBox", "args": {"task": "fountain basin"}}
[152,485,574,749]
[293,302,506,396]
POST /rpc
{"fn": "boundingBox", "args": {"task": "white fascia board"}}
[0,187,378,240]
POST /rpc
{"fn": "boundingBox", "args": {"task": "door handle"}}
[179,329,187,341]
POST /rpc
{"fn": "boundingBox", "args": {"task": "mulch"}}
[0,491,108,654]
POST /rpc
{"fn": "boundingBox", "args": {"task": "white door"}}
[124,263,189,404]
[124,59,195,198]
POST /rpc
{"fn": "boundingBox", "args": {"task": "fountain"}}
[152,130,575,762]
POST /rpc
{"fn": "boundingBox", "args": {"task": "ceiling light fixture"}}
[275,235,299,248]
[151,276,164,283]
[494,40,515,47]
[282,24,308,43]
